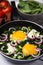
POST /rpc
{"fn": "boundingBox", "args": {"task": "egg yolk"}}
[22,43,38,56]
[11,30,27,41]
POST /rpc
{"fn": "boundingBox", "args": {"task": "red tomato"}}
[3,6,12,14]
[1,1,9,7]
[0,9,4,18]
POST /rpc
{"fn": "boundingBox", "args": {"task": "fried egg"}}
[22,42,38,56]
[10,30,27,42]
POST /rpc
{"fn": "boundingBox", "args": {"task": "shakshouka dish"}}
[0,26,43,60]
[0,1,12,25]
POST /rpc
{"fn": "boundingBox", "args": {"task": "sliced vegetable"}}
[34,32,40,38]
[7,43,15,55]
[0,42,3,45]
[21,27,28,32]
[34,37,43,44]
[32,48,41,57]
[17,52,24,59]
[8,27,16,32]
[10,42,15,47]
[0,34,8,42]
[27,29,37,40]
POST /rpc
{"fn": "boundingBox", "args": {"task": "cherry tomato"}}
[3,6,12,14]
[0,9,4,18]
[1,1,9,7]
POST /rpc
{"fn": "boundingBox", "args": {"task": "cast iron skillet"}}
[0,20,43,64]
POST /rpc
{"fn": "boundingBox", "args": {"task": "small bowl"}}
[15,1,43,21]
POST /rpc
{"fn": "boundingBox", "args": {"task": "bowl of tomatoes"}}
[0,1,12,25]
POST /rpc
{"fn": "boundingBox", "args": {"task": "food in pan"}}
[18,0,43,14]
[0,26,43,60]
[0,1,12,25]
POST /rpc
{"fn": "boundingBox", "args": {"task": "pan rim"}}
[0,20,43,62]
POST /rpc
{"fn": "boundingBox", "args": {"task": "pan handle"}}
[39,55,43,61]
[39,57,43,61]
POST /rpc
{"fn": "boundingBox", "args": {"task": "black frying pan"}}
[0,20,43,64]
